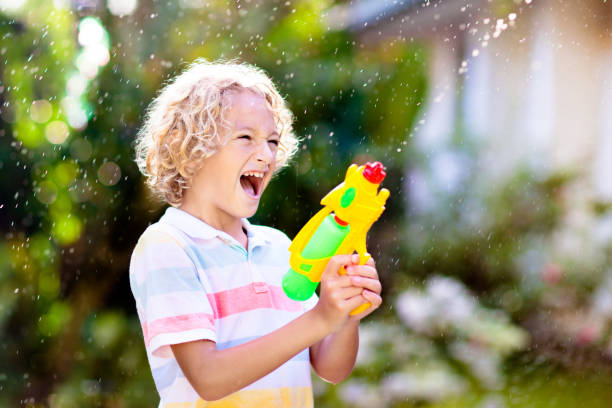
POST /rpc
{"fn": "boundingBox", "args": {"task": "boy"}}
[130,59,382,407]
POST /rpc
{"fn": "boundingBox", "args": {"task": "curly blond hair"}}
[134,59,298,206]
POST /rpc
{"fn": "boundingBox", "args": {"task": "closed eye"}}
[238,134,252,141]
[268,139,280,146]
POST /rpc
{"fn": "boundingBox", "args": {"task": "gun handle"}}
[350,302,371,316]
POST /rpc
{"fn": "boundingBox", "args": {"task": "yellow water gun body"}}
[282,161,390,314]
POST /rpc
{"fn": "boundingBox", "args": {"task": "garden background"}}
[1,0,612,407]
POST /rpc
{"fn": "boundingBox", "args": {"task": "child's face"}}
[182,88,280,226]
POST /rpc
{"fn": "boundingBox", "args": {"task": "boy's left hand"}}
[343,254,382,319]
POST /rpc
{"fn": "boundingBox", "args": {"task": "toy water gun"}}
[282,161,390,315]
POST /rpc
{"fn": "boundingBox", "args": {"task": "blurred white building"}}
[328,0,612,248]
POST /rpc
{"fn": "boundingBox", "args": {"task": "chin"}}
[236,204,259,219]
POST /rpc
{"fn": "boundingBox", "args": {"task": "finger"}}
[349,292,382,319]
[348,276,382,295]
[345,264,378,279]
[321,274,352,289]
[332,286,366,301]
[350,254,375,267]
[322,254,356,279]
[345,293,370,312]
[362,290,382,308]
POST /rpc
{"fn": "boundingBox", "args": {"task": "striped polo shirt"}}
[129,207,318,408]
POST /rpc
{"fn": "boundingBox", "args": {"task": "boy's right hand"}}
[314,254,381,333]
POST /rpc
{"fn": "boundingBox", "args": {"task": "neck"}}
[178,203,248,249]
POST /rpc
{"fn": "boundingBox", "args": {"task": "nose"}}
[255,139,275,165]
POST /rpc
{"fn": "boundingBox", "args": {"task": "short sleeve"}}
[129,227,216,358]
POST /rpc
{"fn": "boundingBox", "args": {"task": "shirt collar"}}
[160,207,272,248]
[242,218,272,249]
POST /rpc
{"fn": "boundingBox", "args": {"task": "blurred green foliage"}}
[0,0,427,405]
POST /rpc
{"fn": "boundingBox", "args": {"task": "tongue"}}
[240,176,256,196]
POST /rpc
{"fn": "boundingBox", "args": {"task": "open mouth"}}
[239,171,265,198]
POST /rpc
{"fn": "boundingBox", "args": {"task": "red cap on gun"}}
[362,161,386,184]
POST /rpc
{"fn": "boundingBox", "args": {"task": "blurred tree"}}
[0,0,427,406]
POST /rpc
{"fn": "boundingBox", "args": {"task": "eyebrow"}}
[236,126,280,137]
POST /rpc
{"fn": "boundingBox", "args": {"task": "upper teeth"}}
[244,171,264,178]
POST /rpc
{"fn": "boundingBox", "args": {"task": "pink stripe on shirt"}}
[143,313,215,346]
[208,283,302,318]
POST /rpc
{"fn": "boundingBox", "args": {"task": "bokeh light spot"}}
[35,181,58,205]
[51,192,73,213]
[16,120,44,148]
[45,121,70,144]
[70,179,92,203]
[91,312,125,349]
[38,301,72,336]
[107,0,138,16]
[78,17,109,48]
[97,162,121,186]
[30,100,53,123]
[52,213,83,245]
[0,0,26,13]
[76,49,100,79]
[66,73,88,97]
[54,162,78,188]
[61,97,88,130]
